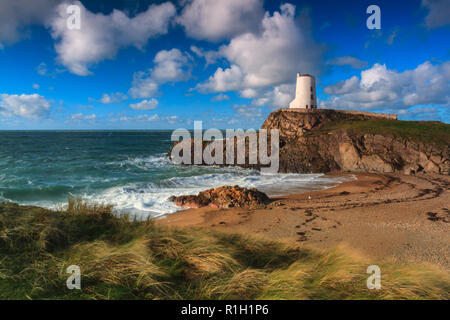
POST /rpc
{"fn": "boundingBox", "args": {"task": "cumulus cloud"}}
[251,84,295,108]
[47,1,176,75]
[0,0,59,46]
[129,99,159,110]
[324,76,360,95]
[198,65,244,93]
[0,93,51,118]
[196,3,323,104]
[151,49,191,83]
[398,106,443,121]
[321,61,450,113]
[176,0,264,41]
[190,45,221,66]
[32,83,40,89]
[422,0,450,29]
[328,56,368,69]
[129,48,191,99]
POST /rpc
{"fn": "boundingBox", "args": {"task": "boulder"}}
[171,185,270,209]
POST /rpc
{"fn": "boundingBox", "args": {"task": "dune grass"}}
[0,200,448,300]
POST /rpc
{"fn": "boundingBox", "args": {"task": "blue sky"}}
[0,0,448,129]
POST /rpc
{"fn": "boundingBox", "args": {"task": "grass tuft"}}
[0,200,448,300]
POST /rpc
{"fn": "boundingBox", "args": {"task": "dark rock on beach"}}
[171,185,270,209]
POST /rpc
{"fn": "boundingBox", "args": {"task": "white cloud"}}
[166,115,178,124]
[113,114,160,122]
[386,28,399,45]
[129,99,159,110]
[398,106,443,121]
[211,93,230,102]
[252,84,295,108]
[36,62,48,76]
[321,61,450,113]
[196,3,323,101]
[0,93,51,118]
[240,88,258,99]
[197,65,244,92]
[111,113,181,124]
[176,0,264,41]
[129,48,191,99]
[32,83,40,89]
[190,45,221,66]
[328,56,368,69]
[147,114,160,121]
[129,76,159,99]
[100,92,127,104]
[232,104,265,119]
[324,76,360,95]
[71,113,96,120]
[0,0,58,46]
[151,49,191,83]
[422,0,450,29]
[47,1,176,75]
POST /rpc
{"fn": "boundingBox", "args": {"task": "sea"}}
[0,131,352,219]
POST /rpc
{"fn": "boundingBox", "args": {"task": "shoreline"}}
[1,171,448,270]
[157,172,450,270]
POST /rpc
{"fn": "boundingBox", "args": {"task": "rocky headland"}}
[263,109,449,175]
[170,109,450,175]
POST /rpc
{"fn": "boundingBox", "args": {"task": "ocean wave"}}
[113,154,172,170]
[80,171,354,219]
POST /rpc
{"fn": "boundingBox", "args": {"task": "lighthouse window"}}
[310,86,313,92]
[311,94,314,99]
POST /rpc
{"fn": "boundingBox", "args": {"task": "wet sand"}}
[157,173,450,269]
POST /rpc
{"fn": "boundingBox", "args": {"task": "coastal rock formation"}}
[171,185,270,209]
[262,109,449,175]
[168,109,449,175]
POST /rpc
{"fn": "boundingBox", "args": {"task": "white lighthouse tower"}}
[289,73,317,109]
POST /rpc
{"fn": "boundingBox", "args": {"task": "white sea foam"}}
[3,152,354,220]
[82,169,354,220]
[114,155,172,169]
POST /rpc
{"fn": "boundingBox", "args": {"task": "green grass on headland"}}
[0,200,448,300]
[322,119,450,146]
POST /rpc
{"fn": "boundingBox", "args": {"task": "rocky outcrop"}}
[170,185,270,209]
[262,109,449,175]
[168,109,449,175]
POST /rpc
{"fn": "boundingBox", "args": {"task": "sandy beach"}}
[158,173,450,270]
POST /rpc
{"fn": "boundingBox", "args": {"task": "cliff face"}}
[262,109,449,175]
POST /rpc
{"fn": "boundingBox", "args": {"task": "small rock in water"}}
[167,195,176,202]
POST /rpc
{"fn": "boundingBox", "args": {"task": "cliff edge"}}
[264,109,449,174]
